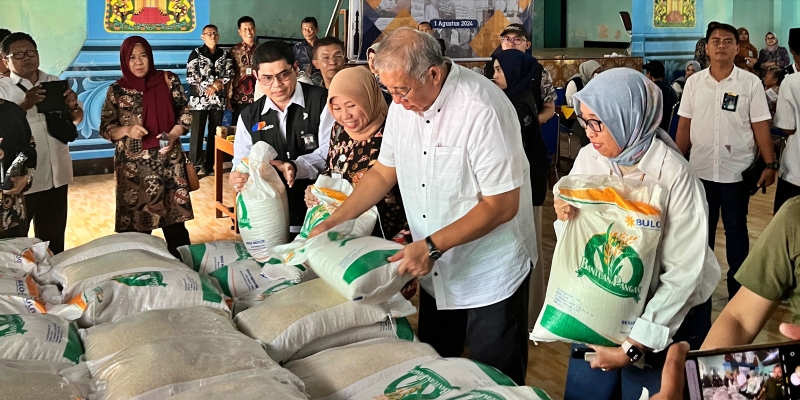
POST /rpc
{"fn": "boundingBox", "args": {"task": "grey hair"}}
[373,27,444,83]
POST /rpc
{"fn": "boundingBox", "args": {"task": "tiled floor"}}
[63,165,790,398]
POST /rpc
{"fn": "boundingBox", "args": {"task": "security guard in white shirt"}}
[676,23,777,301]
[309,28,536,385]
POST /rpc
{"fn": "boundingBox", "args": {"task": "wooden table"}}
[214,135,236,229]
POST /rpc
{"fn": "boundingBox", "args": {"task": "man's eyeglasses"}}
[316,54,345,65]
[5,50,38,60]
[381,86,412,101]
[202,32,219,37]
[576,116,604,132]
[257,68,294,86]
[501,36,527,45]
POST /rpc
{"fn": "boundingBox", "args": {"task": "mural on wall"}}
[360,0,533,59]
[105,0,196,32]
[653,0,696,28]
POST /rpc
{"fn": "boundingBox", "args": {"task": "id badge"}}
[722,92,739,112]
[331,172,343,180]
[246,67,252,75]
[301,132,317,151]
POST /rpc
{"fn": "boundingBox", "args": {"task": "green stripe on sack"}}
[187,244,206,271]
[63,323,84,364]
[532,387,554,400]
[539,305,618,347]
[395,317,415,341]
[208,266,232,297]
[200,274,224,304]
[342,250,400,284]
[471,360,516,387]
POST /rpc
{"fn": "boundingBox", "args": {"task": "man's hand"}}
[650,342,690,400]
[391,240,434,277]
[757,168,776,189]
[229,170,249,193]
[63,88,79,110]
[21,85,45,111]
[3,176,29,195]
[270,160,296,188]
[554,198,577,221]
[304,185,319,208]
[585,344,635,372]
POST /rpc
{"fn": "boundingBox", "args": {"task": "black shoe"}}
[202,166,215,176]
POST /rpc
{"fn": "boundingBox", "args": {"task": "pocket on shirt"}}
[431,146,464,199]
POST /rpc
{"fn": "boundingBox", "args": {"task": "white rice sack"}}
[236,142,289,262]
[0,313,83,364]
[0,265,40,298]
[88,333,302,400]
[0,295,48,314]
[164,368,307,400]
[0,239,52,280]
[207,258,306,299]
[48,232,173,270]
[285,338,439,399]
[289,317,417,362]
[231,279,298,315]
[259,257,318,284]
[446,387,554,400]
[61,270,230,327]
[297,175,378,240]
[532,174,665,346]
[0,359,91,400]
[271,222,412,303]
[54,249,190,301]
[176,241,251,274]
[234,279,416,363]
[80,306,237,362]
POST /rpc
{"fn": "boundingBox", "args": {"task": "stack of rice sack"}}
[531,175,666,346]
[285,338,553,399]
[80,307,306,399]
[48,234,229,326]
[0,238,92,399]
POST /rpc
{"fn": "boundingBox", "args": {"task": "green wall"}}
[0,0,87,75]
[566,0,630,48]
[732,0,774,43]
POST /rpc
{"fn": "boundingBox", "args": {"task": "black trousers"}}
[775,178,800,214]
[120,222,190,259]
[189,110,222,170]
[21,185,68,254]
[701,179,750,299]
[418,270,530,385]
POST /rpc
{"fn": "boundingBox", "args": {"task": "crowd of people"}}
[0,14,799,400]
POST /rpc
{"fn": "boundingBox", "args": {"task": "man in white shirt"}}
[774,31,800,213]
[309,28,536,384]
[676,23,777,300]
[229,40,333,237]
[783,28,800,77]
[0,32,82,254]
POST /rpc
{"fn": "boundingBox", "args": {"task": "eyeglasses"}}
[5,50,38,60]
[382,85,413,101]
[257,68,294,86]
[501,36,527,45]
[316,54,345,65]
[202,32,219,37]
[576,116,604,132]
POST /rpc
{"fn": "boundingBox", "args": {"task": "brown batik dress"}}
[100,73,194,232]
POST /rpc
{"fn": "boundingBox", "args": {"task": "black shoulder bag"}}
[15,82,78,144]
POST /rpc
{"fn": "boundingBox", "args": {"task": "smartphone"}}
[684,341,800,400]
[37,80,70,114]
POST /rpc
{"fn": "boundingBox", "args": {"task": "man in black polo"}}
[643,60,678,132]
[229,41,333,237]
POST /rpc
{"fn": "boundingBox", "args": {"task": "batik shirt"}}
[186,45,233,111]
[229,41,256,106]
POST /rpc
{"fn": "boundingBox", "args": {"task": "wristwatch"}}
[425,236,442,261]
[622,340,644,363]
[766,161,780,171]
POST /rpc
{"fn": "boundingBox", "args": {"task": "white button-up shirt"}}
[556,138,720,352]
[233,83,333,180]
[0,70,74,194]
[677,67,771,183]
[378,62,537,310]
[773,73,800,187]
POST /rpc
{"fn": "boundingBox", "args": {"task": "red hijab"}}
[118,36,176,149]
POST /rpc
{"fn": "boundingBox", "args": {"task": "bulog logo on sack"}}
[578,223,644,302]
[112,271,167,287]
[624,215,661,230]
[236,195,252,230]
[0,314,27,337]
[381,366,460,399]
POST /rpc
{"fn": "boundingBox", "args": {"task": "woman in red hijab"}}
[100,36,194,257]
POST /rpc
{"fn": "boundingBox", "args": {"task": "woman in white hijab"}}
[565,60,602,147]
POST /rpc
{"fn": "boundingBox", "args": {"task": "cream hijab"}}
[326,67,388,140]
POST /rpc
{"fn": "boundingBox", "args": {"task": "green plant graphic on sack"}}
[0,314,27,337]
[236,194,252,230]
[382,366,460,399]
[111,271,167,287]
[577,223,644,302]
[234,242,250,261]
